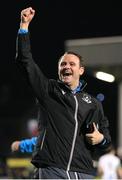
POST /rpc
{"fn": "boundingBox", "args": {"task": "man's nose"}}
[64,63,70,68]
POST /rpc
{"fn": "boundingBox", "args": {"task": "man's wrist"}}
[20,22,29,29]
[99,137,106,146]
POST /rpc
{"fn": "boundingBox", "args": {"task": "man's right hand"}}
[20,7,35,30]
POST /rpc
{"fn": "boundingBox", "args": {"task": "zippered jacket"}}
[16,33,111,175]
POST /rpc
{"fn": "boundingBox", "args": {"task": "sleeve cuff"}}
[99,138,107,146]
[18,29,28,34]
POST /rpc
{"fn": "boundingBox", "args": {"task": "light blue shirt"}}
[18,29,28,34]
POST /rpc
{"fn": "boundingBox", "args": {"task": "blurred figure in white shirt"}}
[97,145,121,179]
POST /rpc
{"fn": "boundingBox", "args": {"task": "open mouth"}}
[63,72,72,77]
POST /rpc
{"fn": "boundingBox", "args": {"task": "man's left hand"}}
[85,122,104,145]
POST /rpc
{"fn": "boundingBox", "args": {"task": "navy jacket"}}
[16,32,111,175]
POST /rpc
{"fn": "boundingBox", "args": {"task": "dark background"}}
[0,1,121,156]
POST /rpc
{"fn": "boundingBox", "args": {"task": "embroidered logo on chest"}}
[61,89,66,95]
[82,93,92,104]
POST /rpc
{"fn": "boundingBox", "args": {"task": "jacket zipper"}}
[66,95,78,172]
[40,129,46,150]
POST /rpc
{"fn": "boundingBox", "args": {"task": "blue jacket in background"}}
[19,137,37,153]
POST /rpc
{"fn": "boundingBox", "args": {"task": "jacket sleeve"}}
[84,98,112,149]
[15,32,49,100]
[96,101,112,149]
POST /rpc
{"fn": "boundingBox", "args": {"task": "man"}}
[16,7,111,179]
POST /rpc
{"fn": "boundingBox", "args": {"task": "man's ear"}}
[79,66,84,76]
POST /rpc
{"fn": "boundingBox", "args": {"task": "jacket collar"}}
[57,79,87,93]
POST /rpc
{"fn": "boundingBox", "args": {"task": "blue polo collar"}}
[72,82,83,94]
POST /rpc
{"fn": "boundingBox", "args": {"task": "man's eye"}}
[61,62,66,66]
[70,63,75,66]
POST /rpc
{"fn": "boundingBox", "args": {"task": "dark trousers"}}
[39,167,95,179]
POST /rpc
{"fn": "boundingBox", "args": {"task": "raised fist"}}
[21,7,35,25]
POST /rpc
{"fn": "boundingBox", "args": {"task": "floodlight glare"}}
[95,71,115,83]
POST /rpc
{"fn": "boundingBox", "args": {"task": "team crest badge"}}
[82,94,92,104]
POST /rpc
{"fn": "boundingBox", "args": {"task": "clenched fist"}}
[20,7,35,29]
[85,122,104,145]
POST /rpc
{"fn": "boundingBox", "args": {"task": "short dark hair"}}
[58,51,84,67]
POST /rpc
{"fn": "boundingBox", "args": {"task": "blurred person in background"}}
[11,137,39,179]
[97,144,122,179]
[11,136,37,153]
